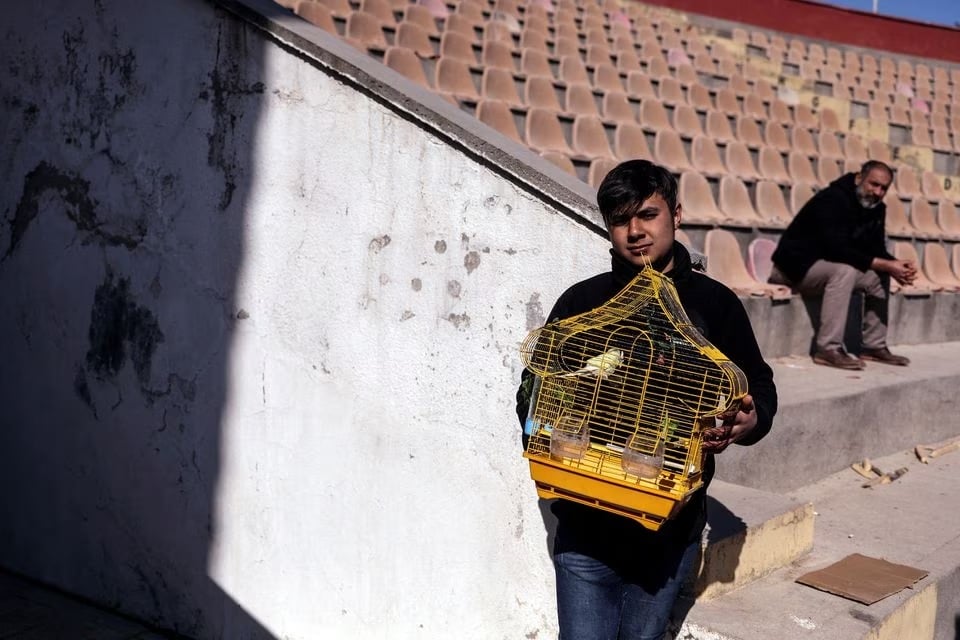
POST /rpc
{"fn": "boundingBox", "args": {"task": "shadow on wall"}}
[0,1,282,637]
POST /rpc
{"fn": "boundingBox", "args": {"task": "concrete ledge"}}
[716,342,960,492]
[698,481,815,601]
[676,446,960,640]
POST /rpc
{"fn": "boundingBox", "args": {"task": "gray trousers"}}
[769,261,888,352]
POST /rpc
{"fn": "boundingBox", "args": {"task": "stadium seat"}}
[737,115,764,149]
[755,180,792,227]
[295,2,337,32]
[540,150,577,176]
[311,0,350,19]
[639,99,673,132]
[481,67,523,107]
[572,114,614,160]
[444,13,479,37]
[403,4,440,34]
[384,46,432,89]
[587,157,620,188]
[817,157,841,185]
[719,175,764,226]
[747,237,780,284]
[602,92,635,124]
[566,84,601,117]
[593,64,624,93]
[790,183,815,215]
[819,108,842,132]
[395,21,437,58]
[654,129,694,173]
[360,0,397,26]
[520,48,552,78]
[673,105,703,138]
[743,94,767,121]
[692,135,726,179]
[843,135,868,163]
[704,229,792,298]
[439,31,477,64]
[525,107,574,154]
[817,130,845,161]
[790,128,818,158]
[678,172,725,224]
[559,56,591,86]
[884,195,915,237]
[763,121,791,153]
[910,197,942,238]
[789,152,821,187]
[614,122,653,161]
[626,72,657,99]
[346,10,389,51]
[895,166,923,200]
[476,99,523,143]
[725,141,761,182]
[675,228,697,251]
[768,99,793,125]
[435,57,480,101]
[937,201,960,238]
[923,243,960,291]
[658,76,686,107]
[715,88,741,117]
[524,76,562,111]
[794,104,818,130]
[617,50,643,74]
[481,39,515,71]
[706,110,735,144]
[867,139,893,164]
[519,28,549,52]
[922,172,947,203]
[688,83,715,111]
[759,147,791,185]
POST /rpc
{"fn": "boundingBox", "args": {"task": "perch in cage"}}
[520,267,748,530]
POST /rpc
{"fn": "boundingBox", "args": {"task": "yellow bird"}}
[557,348,624,380]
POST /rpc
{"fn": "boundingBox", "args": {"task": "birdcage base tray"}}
[526,455,692,531]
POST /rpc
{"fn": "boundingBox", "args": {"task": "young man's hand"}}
[701,394,758,454]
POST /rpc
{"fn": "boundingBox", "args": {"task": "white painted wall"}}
[0,1,608,637]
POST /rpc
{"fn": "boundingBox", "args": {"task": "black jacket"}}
[772,173,894,283]
[516,242,777,548]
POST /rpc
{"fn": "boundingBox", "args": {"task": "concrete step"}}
[675,443,960,640]
[698,481,815,601]
[715,341,960,493]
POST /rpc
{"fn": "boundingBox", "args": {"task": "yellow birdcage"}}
[520,267,748,530]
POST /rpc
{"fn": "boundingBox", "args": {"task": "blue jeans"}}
[553,529,700,640]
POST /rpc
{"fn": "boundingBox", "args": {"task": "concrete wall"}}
[0,0,609,637]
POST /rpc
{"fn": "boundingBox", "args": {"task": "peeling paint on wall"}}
[464,251,481,274]
[525,293,545,330]
[86,270,164,393]
[3,161,144,261]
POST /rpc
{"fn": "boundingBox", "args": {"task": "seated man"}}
[768,160,915,370]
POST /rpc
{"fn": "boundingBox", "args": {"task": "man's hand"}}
[873,258,917,285]
[702,394,758,454]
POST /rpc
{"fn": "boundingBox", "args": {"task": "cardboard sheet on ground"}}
[796,553,928,605]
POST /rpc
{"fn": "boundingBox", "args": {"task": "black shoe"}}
[860,347,910,366]
[813,348,864,370]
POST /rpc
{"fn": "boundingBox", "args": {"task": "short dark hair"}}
[859,160,893,180]
[597,160,678,226]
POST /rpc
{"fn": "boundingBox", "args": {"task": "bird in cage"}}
[519,265,749,530]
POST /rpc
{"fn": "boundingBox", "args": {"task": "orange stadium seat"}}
[440,31,478,64]
[719,175,764,226]
[602,92,635,124]
[789,152,821,187]
[654,129,694,173]
[678,172,725,224]
[524,76,562,111]
[476,99,523,143]
[481,67,522,106]
[346,10,389,51]
[614,122,653,161]
[519,28,549,52]
[384,46,432,88]
[572,114,614,159]
[922,243,960,291]
[885,195,915,237]
[715,88,742,117]
[359,0,397,25]
[791,127,818,157]
[763,121,791,153]
[566,84,601,117]
[691,135,726,179]
[639,99,673,132]
[791,183,815,215]
[540,150,577,176]
[588,157,620,188]
[817,157,841,185]
[396,21,437,57]
[843,136,868,164]
[309,0,350,19]
[295,2,337,32]
[705,229,792,298]
[910,197,942,239]
[891,241,941,294]
[937,201,960,237]
[895,166,923,200]
[559,56,591,86]
[688,83,715,111]
[817,130,845,161]
[755,180,792,227]
[922,172,947,203]
[481,40,516,70]
[673,104,703,138]
[658,76,687,107]
[706,110,735,144]
[435,56,480,101]
[725,141,762,182]
[525,107,574,154]
[593,64,625,93]
[403,4,440,34]
[759,147,791,185]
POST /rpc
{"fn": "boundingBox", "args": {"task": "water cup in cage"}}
[622,435,664,480]
[549,413,590,461]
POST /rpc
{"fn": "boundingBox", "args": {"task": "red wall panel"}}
[653,0,960,63]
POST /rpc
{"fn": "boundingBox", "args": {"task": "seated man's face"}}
[855,167,892,209]
[607,194,681,271]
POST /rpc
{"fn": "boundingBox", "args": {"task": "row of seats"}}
[682,230,960,299]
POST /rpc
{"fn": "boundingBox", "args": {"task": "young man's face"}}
[607,194,681,271]
[854,167,893,209]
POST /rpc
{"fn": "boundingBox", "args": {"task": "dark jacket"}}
[515,242,777,550]
[772,173,894,283]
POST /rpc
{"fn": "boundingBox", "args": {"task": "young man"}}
[768,160,915,370]
[516,160,777,639]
